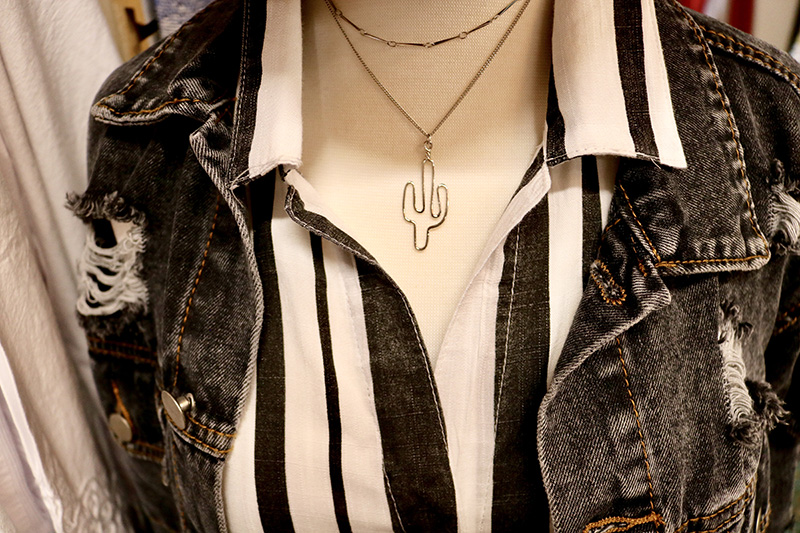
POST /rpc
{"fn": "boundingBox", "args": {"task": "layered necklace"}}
[323,0,531,250]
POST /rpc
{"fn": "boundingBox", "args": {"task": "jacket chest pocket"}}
[611,274,776,532]
[544,272,781,533]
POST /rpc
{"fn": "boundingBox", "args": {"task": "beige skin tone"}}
[300,0,554,364]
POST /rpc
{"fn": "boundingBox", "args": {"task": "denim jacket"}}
[69,0,800,531]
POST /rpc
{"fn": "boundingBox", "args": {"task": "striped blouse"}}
[224,0,688,531]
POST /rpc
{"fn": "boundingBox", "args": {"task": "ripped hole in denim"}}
[717,300,758,445]
[717,300,789,446]
[768,159,800,255]
[67,192,149,327]
[77,221,147,317]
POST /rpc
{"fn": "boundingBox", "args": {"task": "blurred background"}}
[98,0,800,61]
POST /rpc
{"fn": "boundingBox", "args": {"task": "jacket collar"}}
[609,0,769,275]
[89,0,769,273]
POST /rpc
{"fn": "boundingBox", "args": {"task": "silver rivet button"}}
[161,391,194,430]
[108,413,133,443]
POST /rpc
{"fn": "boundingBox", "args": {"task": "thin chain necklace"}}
[328,0,521,49]
[323,0,531,250]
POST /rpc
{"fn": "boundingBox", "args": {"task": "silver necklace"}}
[328,0,521,49]
[323,0,531,250]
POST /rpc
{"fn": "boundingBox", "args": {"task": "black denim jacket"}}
[69,0,800,531]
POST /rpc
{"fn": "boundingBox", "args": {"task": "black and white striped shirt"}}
[224,0,687,531]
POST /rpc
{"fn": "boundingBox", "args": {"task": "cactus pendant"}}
[402,137,449,251]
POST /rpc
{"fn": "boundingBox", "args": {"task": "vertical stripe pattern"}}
[356,259,458,532]
[253,172,294,532]
[545,69,567,165]
[245,152,614,532]
[614,0,659,158]
[546,159,589,387]
[641,0,687,168]
[324,240,394,532]
[542,0,685,167]
[311,235,351,532]
[230,0,682,529]
[553,0,636,162]
[275,179,338,531]
[582,156,602,287]
[491,198,551,530]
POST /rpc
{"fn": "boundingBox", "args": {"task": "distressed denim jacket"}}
[69,0,800,531]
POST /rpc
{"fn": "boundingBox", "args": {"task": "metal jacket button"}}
[108,413,133,443]
[161,391,194,430]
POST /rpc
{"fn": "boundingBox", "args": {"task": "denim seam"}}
[109,30,186,98]
[774,302,800,335]
[172,197,221,390]
[757,503,771,533]
[704,40,800,93]
[124,446,164,463]
[630,234,650,277]
[618,182,663,264]
[111,380,134,428]
[90,347,158,366]
[700,28,800,95]
[674,476,754,533]
[165,410,232,455]
[170,441,187,532]
[581,511,663,533]
[598,218,624,251]
[693,508,748,533]
[590,261,627,306]
[776,302,800,322]
[96,95,227,117]
[213,102,235,125]
[775,315,799,335]
[656,255,769,267]
[670,1,771,263]
[229,0,253,186]
[615,338,657,514]
[683,491,751,533]
[88,336,155,354]
[756,502,772,533]
[129,440,165,454]
[185,414,236,438]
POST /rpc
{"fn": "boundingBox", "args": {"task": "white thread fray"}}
[718,331,753,425]
[772,187,800,254]
[76,223,148,317]
[717,302,758,444]
[768,159,800,255]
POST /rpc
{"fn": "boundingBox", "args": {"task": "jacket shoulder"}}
[91,0,242,125]
[689,9,800,100]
